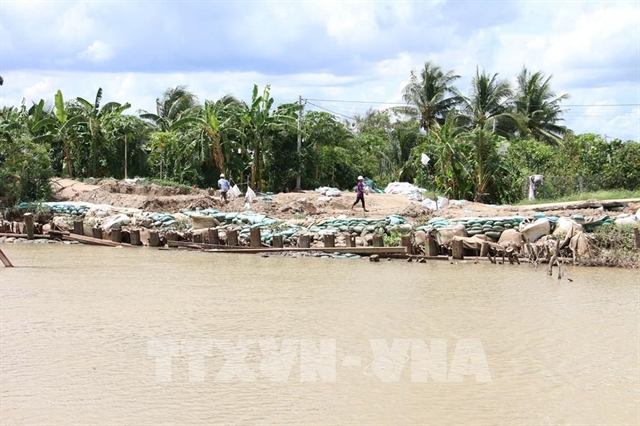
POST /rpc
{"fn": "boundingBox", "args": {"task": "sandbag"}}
[432,224,467,246]
[614,214,639,228]
[245,187,256,202]
[191,214,216,230]
[498,229,523,249]
[552,217,583,236]
[520,218,550,243]
[230,185,242,198]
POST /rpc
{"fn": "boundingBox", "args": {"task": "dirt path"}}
[48,178,639,222]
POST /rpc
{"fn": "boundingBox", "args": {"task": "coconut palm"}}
[399,61,462,134]
[460,68,514,201]
[140,86,198,131]
[514,67,569,145]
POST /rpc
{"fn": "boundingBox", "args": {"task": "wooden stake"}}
[401,235,412,255]
[345,234,356,248]
[480,241,490,258]
[130,229,141,246]
[425,236,439,256]
[298,234,310,248]
[207,228,219,245]
[324,234,335,248]
[451,239,464,260]
[73,220,83,235]
[23,213,34,240]
[372,234,384,247]
[92,227,102,240]
[250,228,261,248]
[149,230,161,247]
[110,229,122,243]
[193,233,202,244]
[273,235,283,248]
[227,229,238,247]
[634,228,640,250]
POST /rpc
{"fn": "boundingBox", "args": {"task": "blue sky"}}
[1,0,639,141]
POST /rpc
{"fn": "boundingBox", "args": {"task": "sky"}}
[1,0,639,141]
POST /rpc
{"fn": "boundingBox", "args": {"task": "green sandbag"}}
[486,231,502,240]
[467,229,484,236]
[491,226,505,232]
[225,213,238,221]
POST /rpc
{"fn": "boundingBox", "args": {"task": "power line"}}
[306,98,640,108]
[305,101,357,120]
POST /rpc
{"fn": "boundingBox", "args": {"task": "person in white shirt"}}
[218,174,230,203]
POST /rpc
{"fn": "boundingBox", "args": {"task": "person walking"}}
[218,173,230,203]
[351,175,368,212]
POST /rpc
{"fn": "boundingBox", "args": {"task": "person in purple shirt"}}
[351,175,369,212]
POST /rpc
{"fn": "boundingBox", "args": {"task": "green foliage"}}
[0,64,638,207]
[0,132,53,205]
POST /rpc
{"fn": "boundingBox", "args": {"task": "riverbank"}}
[2,178,639,268]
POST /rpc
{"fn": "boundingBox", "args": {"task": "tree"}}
[461,68,514,201]
[74,88,131,177]
[399,61,462,134]
[242,84,297,190]
[514,67,569,145]
[140,86,198,131]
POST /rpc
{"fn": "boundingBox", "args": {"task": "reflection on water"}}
[1,245,638,425]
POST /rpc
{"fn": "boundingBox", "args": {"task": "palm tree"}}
[177,94,244,176]
[140,86,198,131]
[461,68,514,132]
[461,68,514,201]
[514,67,569,145]
[399,61,462,134]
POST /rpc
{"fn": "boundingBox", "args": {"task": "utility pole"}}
[124,134,128,180]
[296,95,303,191]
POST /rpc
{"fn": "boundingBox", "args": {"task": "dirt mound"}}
[98,179,197,196]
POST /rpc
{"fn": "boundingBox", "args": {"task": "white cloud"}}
[0,0,638,141]
[78,41,114,63]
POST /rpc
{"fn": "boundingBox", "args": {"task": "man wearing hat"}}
[351,175,369,212]
[218,173,230,203]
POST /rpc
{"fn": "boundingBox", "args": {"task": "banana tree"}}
[242,84,297,190]
[74,88,130,177]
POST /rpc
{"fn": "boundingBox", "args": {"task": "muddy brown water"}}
[1,245,638,425]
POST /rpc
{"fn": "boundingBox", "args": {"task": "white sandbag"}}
[614,214,639,228]
[100,213,131,231]
[325,188,341,197]
[191,214,216,230]
[432,224,467,246]
[520,218,551,243]
[421,198,437,211]
[384,182,426,195]
[437,196,449,209]
[245,187,256,202]
[230,185,242,199]
[552,217,583,236]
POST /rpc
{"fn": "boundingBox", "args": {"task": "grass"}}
[516,189,640,205]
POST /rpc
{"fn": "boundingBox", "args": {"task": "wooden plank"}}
[0,248,13,267]
[202,246,407,255]
[62,233,140,248]
[425,236,439,256]
[0,233,50,239]
[130,229,141,246]
[272,235,283,248]
[401,235,412,255]
[372,234,384,247]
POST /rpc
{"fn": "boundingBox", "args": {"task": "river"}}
[1,244,638,425]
